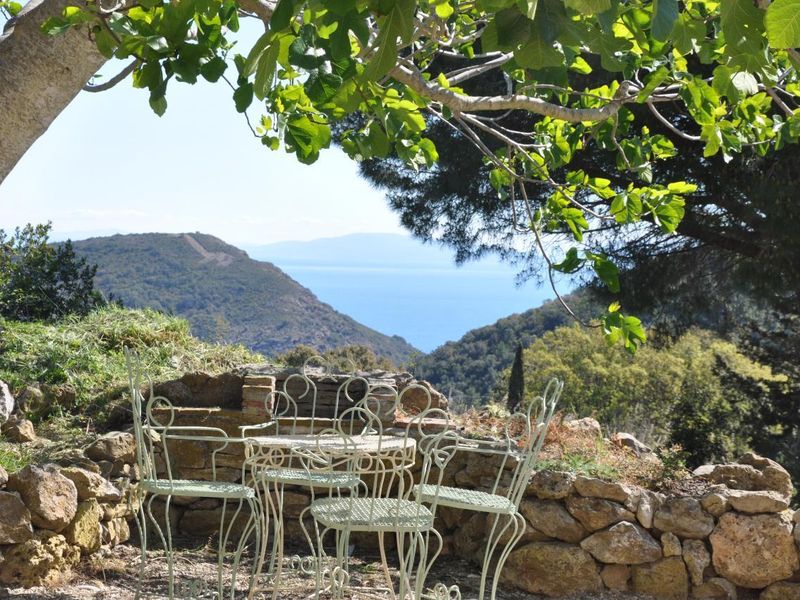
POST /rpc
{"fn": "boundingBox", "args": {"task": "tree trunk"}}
[0,0,107,182]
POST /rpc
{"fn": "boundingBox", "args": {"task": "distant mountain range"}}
[72,233,418,363]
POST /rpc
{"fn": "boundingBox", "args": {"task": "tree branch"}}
[83,59,138,92]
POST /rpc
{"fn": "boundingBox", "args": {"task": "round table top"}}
[246,433,416,454]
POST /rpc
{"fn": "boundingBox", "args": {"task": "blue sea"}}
[255,247,552,352]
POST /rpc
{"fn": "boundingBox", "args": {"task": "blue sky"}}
[0,25,406,245]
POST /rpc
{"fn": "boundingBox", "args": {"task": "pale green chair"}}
[414,378,562,600]
[125,347,260,600]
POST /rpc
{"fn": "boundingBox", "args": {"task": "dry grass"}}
[455,408,688,490]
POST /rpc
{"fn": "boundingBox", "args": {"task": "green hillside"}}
[72,233,417,364]
[412,290,602,406]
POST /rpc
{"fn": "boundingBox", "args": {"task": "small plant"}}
[0,441,33,472]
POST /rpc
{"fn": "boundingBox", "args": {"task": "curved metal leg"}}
[488,512,525,600]
[145,494,174,600]
[133,499,148,600]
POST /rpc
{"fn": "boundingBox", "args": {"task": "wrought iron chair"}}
[297,384,461,600]
[125,347,260,600]
[242,358,368,598]
[413,378,562,600]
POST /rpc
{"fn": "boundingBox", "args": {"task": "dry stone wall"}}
[0,431,139,586]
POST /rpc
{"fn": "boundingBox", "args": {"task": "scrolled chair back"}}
[124,347,179,486]
[505,377,563,508]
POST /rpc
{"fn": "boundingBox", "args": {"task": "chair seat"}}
[414,484,516,514]
[310,497,434,532]
[259,467,361,488]
[143,479,255,500]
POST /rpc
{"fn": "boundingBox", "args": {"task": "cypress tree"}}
[507,343,524,412]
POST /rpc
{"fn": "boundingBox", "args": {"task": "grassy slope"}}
[72,233,417,364]
[0,305,262,413]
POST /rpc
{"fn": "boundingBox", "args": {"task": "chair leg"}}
[133,500,148,600]
[269,484,285,600]
[230,498,258,600]
[145,494,174,600]
[478,513,514,600]
[488,512,525,600]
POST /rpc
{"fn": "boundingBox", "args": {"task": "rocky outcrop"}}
[653,497,714,539]
[0,491,34,544]
[63,498,103,554]
[1,415,36,442]
[60,467,123,502]
[631,557,689,600]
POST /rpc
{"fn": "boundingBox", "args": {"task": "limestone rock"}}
[637,490,664,529]
[600,564,630,591]
[503,542,602,597]
[693,578,737,599]
[165,438,207,470]
[0,380,14,423]
[566,495,635,531]
[60,467,122,502]
[611,432,652,456]
[0,464,8,486]
[152,380,194,405]
[172,371,243,409]
[104,517,131,546]
[16,385,45,418]
[398,380,448,412]
[519,498,587,543]
[1,416,36,442]
[581,521,662,564]
[527,470,575,500]
[64,498,103,554]
[653,497,714,539]
[760,581,800,600]
[0,530,80,586]
[0,491,34,543]
[693,454,793,498]
[564,417,602,437]
[701,492,730,518]
[682,539,710,586]
[179,506,254,539]
[85,431,136,463]
[631,557,689,600]
[452,512,488,560]
[709,511,799,588]
[662,532,682,557]
[574,476,632,503]
[7,464,78,531]
[725,489,789,514]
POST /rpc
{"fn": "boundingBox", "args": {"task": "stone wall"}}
[0,431,139,586]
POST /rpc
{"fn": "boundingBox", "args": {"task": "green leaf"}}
[149,95,168,116]
[482,8,531,52]
[672,14,705,54]
[609,192,643,223]
[589,254,620,293]
[244,31,273,76]
[552,247,584,273]
[233,83,254,112]
[40,16,72,36]
[270,0,299,31]
[200,57,227,83]
[564,0,611,16]
[364,26,399,80]
[601,308,646,353]
[94,28,118,59]
[516,34,565,69]
[285,115,331,163]
[765,0,800,48]
[636,66,669,102]
[435,1,454,19]
[651,0,678,41]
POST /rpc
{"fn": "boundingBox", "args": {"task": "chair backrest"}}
[505,377,562,508]
[124,347,163,486]
[271,355,368,435]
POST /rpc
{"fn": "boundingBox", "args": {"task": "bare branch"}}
[646,100,702,142]
[83,60,138,92]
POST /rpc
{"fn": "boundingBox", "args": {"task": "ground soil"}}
[0,541,658,600]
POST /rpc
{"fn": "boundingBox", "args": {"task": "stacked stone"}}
[241,375,275,419]
[433,450,800,600]
[0,431,139,586]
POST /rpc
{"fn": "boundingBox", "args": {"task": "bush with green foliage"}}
[0,223,103,321]
[495,325,785,467]
[276,343,396,372]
